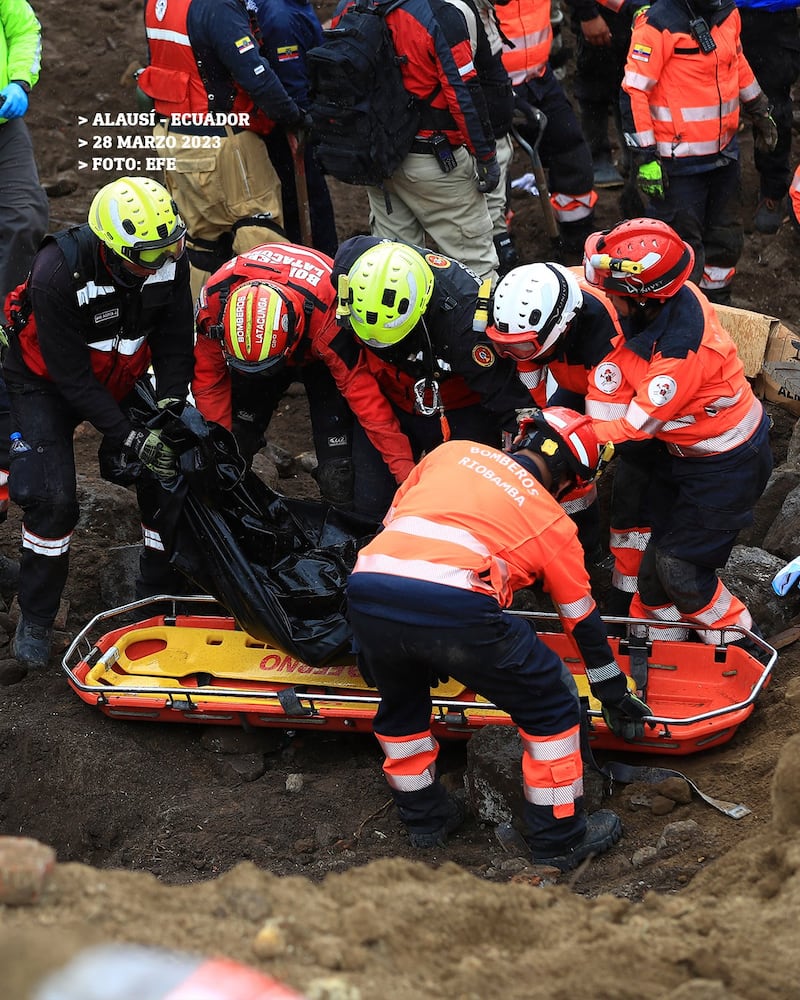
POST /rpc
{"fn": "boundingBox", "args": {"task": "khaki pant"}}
[154,123,289,298]
[367,144,498,284]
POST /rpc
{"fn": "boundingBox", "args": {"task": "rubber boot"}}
[394,780,468,849]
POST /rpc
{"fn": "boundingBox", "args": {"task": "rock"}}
[466,725,521,824]
[631,845,658,868]
[656,819,703,852]
[306,977,362,1000]
[784,676,800,707]
[653,777,693,804]
[771,732,800,833]
[227,755,268,782]
[252,919,288,959]
[286,773,304,793]
[200,728,285,755]
[0,837,56,905]
[650,795,676,816]
[0,658,28,686]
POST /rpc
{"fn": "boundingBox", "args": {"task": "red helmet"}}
[583,218,694,301]
[510,406,614,498]
[222,281,298,374]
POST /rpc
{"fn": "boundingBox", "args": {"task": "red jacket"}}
[193,244,416,483]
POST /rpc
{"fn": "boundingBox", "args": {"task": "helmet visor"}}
[122,228,187,270]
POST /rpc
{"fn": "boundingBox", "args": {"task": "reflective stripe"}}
[623,70,655,92]
[551,191,597,223]
[700,265,735,290]
[557,594,595,622]
[383,515,491,559]
[609,529,650,553]
[740,82,761,103]
[377,732,438,793]
[88,336,148,356]
[22,527,71,557]
[611,570,639,593]
[142,526,165,552]
[457,59,475,78]
[681,100,738,121]
[518,368,546,392]
[585,661,623,685]
[586,399,629,421]
[560,484,596,515]
[521,726,582,817]
[146,26,192,46]
[657,134,736,157]
[632,600,690,641]
[353,552,492,593]
[76,281,116,306]
[667,396,763,457]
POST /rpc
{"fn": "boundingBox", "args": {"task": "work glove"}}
[601,690,654,742]
[156,396,185,415]
[636,158,666,200]
[286,108,313,132]
[744,94,778,154]
[772,555,800,596]
[476,155,501,194]
[124,428,179,482]
[0,82,28,119]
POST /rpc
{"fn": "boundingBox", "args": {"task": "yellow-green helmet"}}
[346,242,435,347]
[88,176,186,270]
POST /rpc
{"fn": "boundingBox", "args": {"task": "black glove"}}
[124,428,179,482]
[286,109,314,132]
[744,94,779,154]
[601,690,654,742]
[476,155,501,194]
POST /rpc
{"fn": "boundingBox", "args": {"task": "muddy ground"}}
[2,1,800,998]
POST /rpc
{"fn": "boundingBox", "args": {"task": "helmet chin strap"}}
[101,245,145,287]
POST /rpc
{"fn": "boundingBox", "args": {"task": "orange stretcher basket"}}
[62,596,776,756]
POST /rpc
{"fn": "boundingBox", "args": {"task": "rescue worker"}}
[455,0,519,275]
[496,0,599,254]
[192,243,355,506]
[738,0,800,233]
[563,0,632,188]
[332,235,535,520]
[2,177,195,671]
[0,0,49,597]
[138,0,309,299]
[486,261,660,608]
[582,218,773,655]
[332,0,501,282]
[255,0,338,255]
[347,407,652,868]
[620,0,778,303]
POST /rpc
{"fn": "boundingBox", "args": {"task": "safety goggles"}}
[122,228,187,271]
[493,340,542,361]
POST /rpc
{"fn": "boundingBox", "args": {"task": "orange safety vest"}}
[139,0,254,121]
[496,0,552,84]
[622,6,761,159]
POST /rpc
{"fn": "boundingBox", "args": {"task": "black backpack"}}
[306,0,420,187]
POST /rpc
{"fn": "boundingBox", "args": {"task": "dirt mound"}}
[3,0,800,996]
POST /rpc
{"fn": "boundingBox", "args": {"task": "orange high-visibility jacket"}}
[621,1,761,160]
[496,0,552,84]
[585,283,763,454]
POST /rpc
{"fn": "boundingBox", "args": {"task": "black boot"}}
[394,780,468,849]
[531,809,622,871]
[13,617,53,669]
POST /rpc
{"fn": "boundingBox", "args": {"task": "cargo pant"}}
[154,123,290,300]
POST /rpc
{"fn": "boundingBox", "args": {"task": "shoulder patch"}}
[424,253,450,270]
[647,375,677,406]
[631,43,652,62]
[593,361,622,394]
[235,36,255,54]
[472,344,495,368]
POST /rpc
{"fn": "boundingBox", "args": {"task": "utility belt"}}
[409,133,464,173]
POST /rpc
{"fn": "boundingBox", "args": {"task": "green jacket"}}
[0,0,41,124]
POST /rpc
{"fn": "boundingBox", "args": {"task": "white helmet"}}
[487,263,583,359]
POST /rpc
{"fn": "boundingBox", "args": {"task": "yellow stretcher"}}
[61,596,776,756]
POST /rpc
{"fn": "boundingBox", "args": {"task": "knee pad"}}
[654,549,714,613]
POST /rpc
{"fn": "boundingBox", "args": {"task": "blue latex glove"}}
[0,83,28,119]
[772,555,800,596]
